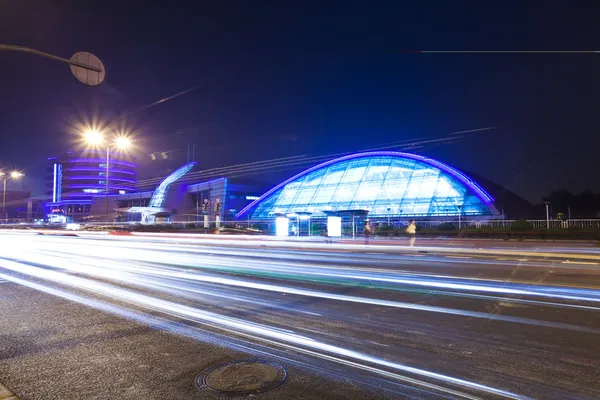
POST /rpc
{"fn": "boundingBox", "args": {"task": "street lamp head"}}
[114,136,131,150]
[84,130,104,145]
[10,171,23,179]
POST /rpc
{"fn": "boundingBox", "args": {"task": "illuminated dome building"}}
[236,151,498,220]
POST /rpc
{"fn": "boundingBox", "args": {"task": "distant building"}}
[45,149,137,220]
[109,175,265,224]
[42,152,265,223]
[1,190,44,222]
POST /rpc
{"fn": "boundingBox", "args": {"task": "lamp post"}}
[457,205,462,229]
[1,170,24,223]
[0,44,105,86]
[84,131,131,222]
[544,201,551,229]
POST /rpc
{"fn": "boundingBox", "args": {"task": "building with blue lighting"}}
[236,151,499,221]
[45,150,137,221]
[41,150,506,225]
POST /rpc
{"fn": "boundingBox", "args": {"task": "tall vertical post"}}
[545,202,550,229]
[2,177,6,223]
[105,145,110,222]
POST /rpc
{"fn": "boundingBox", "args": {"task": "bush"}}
[374,224,394,237]
[184,223,197,229]
[437,222,457,231]
[511,220,534,231]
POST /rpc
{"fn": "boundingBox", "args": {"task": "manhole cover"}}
[195,359,287,396]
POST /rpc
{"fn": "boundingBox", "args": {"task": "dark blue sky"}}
[1,1,599,202]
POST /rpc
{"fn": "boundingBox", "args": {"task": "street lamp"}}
[544,201,551,229]
[0,44,105,86]
[84,130,132,221]
[1,170,24,223]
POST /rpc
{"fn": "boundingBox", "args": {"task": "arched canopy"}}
[149,162,196,208]
[236,152,496,219]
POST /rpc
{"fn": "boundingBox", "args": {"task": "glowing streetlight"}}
[115,136,131,150]
[84,130,104,145]
[83,130,133,221]
[1,170,24,223]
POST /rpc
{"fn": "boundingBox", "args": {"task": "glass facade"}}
[148,162,196,208]
[237,152,497,219]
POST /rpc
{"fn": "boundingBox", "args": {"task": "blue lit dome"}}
[236,151,497,219]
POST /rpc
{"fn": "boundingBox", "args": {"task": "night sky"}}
[1,1,599,202]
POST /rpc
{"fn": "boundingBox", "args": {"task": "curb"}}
[0,382,19,400]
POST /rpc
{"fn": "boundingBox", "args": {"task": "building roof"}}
[236,151,497,219]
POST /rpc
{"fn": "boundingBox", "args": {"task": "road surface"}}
[0,232,599,399]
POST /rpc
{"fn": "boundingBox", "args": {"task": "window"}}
[119,190,126,195]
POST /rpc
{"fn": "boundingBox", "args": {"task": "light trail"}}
[5,247,600,333]
[0,261,527,399]
[24,238,600,306]
[1,233,598,399]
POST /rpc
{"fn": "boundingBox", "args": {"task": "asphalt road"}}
[0,233,599,399]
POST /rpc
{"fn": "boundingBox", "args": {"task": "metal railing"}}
[377,219,600,230]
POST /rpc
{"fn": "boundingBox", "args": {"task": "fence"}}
[3,216,600,234]
[379,219,600,230]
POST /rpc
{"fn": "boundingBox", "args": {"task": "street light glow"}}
[9,171,23,179]
[115,136,131,150]
[84,130,104,145]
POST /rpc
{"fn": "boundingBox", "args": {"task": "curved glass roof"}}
[236,152,497,219]
[149,162,196,208]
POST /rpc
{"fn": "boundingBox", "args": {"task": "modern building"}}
[110,174,265,224]
[236,151,499,221]
[1,190,45,222]
[45,150,137,220]
[41,150,505,226]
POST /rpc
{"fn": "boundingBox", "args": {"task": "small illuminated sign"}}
[327,216,342,237]
[275,217,289,237]
[246,195,260,200]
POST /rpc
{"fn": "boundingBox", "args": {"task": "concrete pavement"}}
[0,382,18,400]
